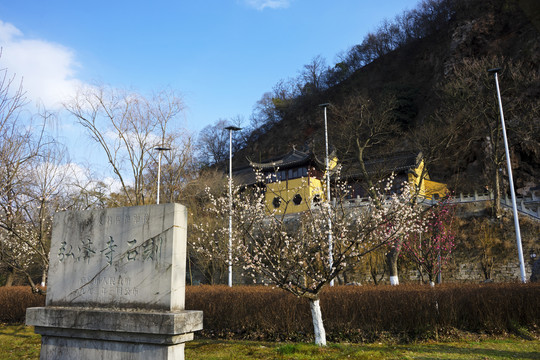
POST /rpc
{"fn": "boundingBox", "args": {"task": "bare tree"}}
[0,58,34,286]
[196,119,231,167]
[186,169,229,284]
[196,116,247,170]
[64,163,111,211]
[438,56,540,217]
[298,55,328,96]
[64,86,186,206]
[146,130,198,204]
[329,93,441,286]
[0,94,71,291]
[250,92,281,133]
[329,93,401,202]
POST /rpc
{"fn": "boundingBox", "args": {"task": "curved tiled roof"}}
[342,151,422,178]
[249,149,313,170]
[234,147,327,186]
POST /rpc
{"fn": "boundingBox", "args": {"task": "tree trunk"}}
[4,266,15,287]
[342,270,349,285]
[309,299,326,346]
[386,247,400,285]
[41,266,48,287]
[481,254,493,280]
[493,167,501,218]
[490,122,503,219]
[370,269,379,285]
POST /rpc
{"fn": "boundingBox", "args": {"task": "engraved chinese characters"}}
[45,204,187,310]
[26,203,203,360]
[72,276,139,298]
[57,235,164,265]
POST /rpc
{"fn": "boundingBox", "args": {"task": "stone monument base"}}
[26,307,203,360]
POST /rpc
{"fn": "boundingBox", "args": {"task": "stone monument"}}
[26,203,202,360]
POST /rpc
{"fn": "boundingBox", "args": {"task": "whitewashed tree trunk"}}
[309,299,326,346]
[41,265,48,287]
[387,243,401,286]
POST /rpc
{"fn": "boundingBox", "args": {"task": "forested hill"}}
[232,0,540,194]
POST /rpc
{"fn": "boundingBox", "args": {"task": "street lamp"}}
[319,103,334,286]
[154,146,171,205]
[225,126,242,287]
[488,67,526,283]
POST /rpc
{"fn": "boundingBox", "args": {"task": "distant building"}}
[233,149,447,215]
[233,147,336,214]
[343,151,448,200]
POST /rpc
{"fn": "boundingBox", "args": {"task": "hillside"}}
[233,0,540,194]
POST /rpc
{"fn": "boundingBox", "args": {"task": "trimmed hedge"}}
[185,283,540,342]
[3,283,538,342]
[0,286,45,323]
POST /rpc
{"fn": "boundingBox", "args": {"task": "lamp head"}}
[487,67,502,74]
[154,146,171,151]
[225,126,242,131]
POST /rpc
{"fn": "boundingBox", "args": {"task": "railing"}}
[450,192,539,220]
[334,191,540,220]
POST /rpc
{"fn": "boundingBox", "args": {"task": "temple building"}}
[233,147,336,215]
[233,148,447,215]
[343,151,448,200]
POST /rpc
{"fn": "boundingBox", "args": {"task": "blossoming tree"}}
[401,197,456,285]
[192,173,426,345]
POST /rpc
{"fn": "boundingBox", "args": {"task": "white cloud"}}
[0,20,84,109]
[244,0,291,10]
[0,21,22,42]
[43,161,125,197]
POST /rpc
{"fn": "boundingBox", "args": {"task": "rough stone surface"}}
[39,337,186,360]
[26,204,202,360]
[26,307,203,341]
[46,204,187,310]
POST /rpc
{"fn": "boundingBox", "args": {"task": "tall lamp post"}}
[225,126,242,287]
[154,146,171,205]
[319,103,334,286]
[488,67,526,283]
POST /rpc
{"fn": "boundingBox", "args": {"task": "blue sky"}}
[0,0,421,137]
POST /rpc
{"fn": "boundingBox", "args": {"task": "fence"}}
[335,191,540,220]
